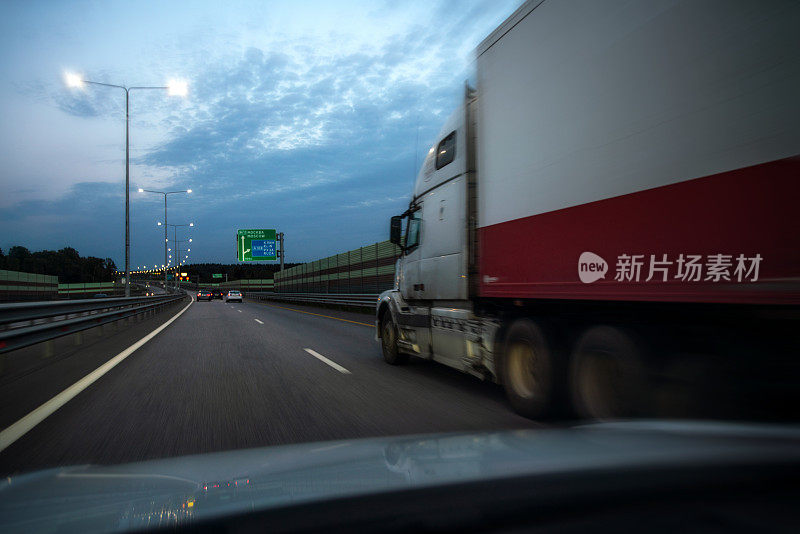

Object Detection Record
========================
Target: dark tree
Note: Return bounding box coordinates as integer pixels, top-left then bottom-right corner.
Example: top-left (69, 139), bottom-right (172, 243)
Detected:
top-left (1, 246), bottom-right (121, 282)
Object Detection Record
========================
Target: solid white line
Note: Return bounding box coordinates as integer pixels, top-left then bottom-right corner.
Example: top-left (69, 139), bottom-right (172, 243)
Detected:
top-left (254, 319), bottom-right (264, 324)
top-left (303, 348), bottom-right (351, 374)
top-left (0, 298), bottom-right (194, 453)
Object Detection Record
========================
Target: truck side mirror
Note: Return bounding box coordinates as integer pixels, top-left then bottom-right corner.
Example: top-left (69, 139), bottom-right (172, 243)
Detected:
top-left (390, 216), bottom-right (403, 245)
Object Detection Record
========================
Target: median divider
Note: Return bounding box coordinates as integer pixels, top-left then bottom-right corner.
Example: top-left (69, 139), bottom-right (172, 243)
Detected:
top-left (0, 294), bottom-right (186, 355)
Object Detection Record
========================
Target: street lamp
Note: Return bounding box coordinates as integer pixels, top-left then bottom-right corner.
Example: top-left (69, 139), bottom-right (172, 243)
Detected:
top-left (139, 189), bottom-right (192, 289)
top-left (168, 223), bottom-right (194, 289)
top-left (66, 73), bottom-right (188, 296)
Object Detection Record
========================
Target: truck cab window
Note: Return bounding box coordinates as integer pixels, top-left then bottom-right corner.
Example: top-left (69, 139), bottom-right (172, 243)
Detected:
top-left (405, 211), bottom-right (422, 250)
top-left (435, 131), bottom-right (456, 169)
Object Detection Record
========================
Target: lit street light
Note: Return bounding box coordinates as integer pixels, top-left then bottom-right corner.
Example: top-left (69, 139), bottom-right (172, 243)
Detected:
top-left (139, 189), bottom-right (192, 289)
top-left (167, 222), bottom-right (194, 289)
top-left (66, 73), bottom-right (187, 296)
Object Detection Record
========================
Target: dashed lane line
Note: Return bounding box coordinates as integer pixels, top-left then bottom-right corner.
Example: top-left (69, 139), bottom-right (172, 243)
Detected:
top-left (303, 348), bottom-right (351, 374)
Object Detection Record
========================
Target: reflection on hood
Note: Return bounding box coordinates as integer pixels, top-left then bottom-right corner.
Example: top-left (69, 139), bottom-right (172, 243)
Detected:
top-left (1, 421), bottom-right (799, 532)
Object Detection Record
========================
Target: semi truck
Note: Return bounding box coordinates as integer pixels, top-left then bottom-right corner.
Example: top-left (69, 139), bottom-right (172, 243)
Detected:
top-left (376, 0), bottom-right (800, 419)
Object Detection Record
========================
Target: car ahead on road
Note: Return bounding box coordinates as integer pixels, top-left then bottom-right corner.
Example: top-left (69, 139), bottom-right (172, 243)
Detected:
top-left (197, 290), bottom-right (213, 301)
top-left (225, 290), bottom-right (243, 303)
top-left (211, 289), bottom-right (224, 300)
top-left (92, 293), bottom-right (108, 299)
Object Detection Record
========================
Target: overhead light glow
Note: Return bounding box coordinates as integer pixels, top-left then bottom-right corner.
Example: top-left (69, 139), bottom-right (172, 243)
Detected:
top-left (167, 79), bottom-right (188, 97)
top-left (65, 72), bottom-right (84, 88)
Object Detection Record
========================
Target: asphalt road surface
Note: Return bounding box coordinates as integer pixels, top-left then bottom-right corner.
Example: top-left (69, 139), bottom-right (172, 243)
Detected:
top-left (0, 296), bottom-right (536, 475)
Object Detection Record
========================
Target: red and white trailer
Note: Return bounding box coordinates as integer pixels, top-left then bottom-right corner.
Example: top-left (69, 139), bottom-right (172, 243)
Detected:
top-left (378, 0), bottom-right (800, 419)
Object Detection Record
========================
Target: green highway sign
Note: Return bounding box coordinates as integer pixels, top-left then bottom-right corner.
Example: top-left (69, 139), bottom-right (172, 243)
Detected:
top-left (237, 229), bottom-right (277, 261)
top-left (212, 273), bottom-right (223, 279)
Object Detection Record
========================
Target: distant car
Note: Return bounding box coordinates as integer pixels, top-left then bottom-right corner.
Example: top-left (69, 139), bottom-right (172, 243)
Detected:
top-left (93, 293), bottom-right (108, 299)
top-left (226, 290), bottom-right (243, 303)
top-left (197, 290), bottom-right (213, 301)
top-left (211, 289), bottom-right (224, 300)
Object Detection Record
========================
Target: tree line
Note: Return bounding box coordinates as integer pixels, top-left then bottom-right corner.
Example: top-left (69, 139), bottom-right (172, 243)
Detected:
top-left (0, 246), bottom-right (117, 283)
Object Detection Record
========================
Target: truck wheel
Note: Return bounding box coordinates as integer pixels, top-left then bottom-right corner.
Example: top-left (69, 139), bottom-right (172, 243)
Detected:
top-left (381, 315), bottom-right (408, 365)
top-left (570, 326), bottom-right (646, 420)
top-left (501, 320), bottom-right (556, 419)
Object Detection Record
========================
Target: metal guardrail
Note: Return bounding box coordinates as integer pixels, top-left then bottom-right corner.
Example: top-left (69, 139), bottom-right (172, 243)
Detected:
top-left (0, 294), bottom-right (185, 354)
top-left (245, 292), bottom-right (379, 309)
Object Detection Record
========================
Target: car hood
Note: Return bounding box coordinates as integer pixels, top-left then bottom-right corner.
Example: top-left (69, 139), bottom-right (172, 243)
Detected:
top-left (1, 421), bottom-right (798, 532)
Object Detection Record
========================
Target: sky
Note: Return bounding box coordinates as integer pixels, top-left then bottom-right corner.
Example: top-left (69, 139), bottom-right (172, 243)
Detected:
top-left (0, 0), bottom-right (521, 268)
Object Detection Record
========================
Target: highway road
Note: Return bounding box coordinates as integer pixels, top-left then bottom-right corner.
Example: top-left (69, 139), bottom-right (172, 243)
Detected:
top-left (0, 296), bottom-right (536, 475)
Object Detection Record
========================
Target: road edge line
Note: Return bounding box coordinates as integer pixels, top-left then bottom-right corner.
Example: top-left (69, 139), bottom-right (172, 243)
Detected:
top-left (0, 297), bottom-right (194, 453)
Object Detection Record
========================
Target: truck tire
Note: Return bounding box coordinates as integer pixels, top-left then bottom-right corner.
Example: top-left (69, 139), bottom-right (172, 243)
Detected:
top-left (570, 326), bottom-right (647, 420)
top-left (501, 319), bottom-right (557, 419)
top-left (381, 314), bottom-right (408, 365)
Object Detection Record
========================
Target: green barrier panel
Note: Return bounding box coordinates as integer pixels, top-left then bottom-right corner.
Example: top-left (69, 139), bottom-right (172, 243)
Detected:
top-left (274, 240), bottom-right (400, 294)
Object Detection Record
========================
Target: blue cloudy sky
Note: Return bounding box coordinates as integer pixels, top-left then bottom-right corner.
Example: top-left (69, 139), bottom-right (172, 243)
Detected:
top-left (0, 0), bottom-right (520, 267)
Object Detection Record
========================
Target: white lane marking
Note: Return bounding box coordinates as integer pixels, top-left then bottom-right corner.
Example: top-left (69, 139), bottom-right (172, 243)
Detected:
top-left (0, 298), bottom-right (194, 453)
top-left (303, 348), bottom-right (351, 374)
top-left (237, 309), bottom-right (242, 313)
top-left (254, 319), bottom-right (264, 324)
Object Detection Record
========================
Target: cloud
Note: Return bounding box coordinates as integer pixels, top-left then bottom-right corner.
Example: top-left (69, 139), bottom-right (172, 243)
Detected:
top-left (0, 181), bottom-right (124, 255)
top-left (141, 30), bottom-right (465, 193)
top-left (2, 0), bottom-right (522, 264)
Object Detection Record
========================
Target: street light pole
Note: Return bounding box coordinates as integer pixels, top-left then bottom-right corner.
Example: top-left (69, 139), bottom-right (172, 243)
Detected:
top-left (174, 226), bottom-right (181, 290)
top-left (173, 237), bottom-right (193, 289)
top-left (139, 189), bottom-right (192, 292)
top-left (163, 194), bottom-right (168, 289)
top-left (278, 232), bottom-right (285, 272)
top-left (65, 75), bottom-right (187, 297)
top-left (125, 88), bottom-right (130, 296)
top-left (163, 222), bottom-right (193, 290)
